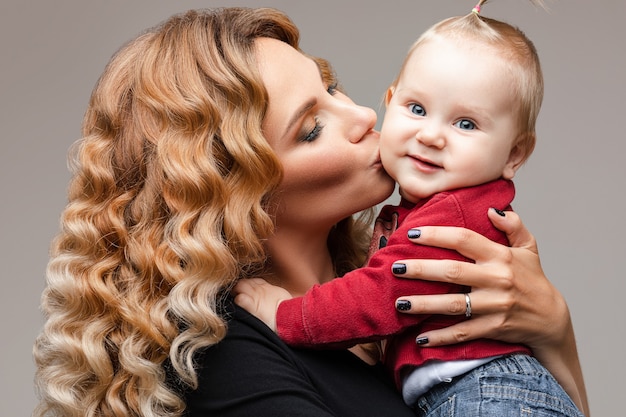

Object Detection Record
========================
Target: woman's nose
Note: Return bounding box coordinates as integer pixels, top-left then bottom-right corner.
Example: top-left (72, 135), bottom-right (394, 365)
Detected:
top-left (345, 103), bottom-right (377, 143)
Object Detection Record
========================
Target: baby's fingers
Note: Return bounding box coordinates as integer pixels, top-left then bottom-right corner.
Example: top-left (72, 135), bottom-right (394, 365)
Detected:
top-left (232, 278), bottom-right (266, 314)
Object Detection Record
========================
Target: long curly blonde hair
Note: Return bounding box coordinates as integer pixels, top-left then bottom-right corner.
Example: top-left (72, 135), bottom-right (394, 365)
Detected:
top-left (33, 8), bottom-right (372, 417)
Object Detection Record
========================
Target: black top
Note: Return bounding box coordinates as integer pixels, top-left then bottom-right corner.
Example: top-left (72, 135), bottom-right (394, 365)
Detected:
top-left (184, 300), bottom-right (414, 416)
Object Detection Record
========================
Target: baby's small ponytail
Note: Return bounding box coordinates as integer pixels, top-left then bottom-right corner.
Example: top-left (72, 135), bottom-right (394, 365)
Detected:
top-left (470, 0), bottom-right (546, 17)
top-left (471, 0), bottom-right (488, 15)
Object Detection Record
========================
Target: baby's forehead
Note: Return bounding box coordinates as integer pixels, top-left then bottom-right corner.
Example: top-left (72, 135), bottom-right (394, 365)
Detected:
top-left (410, 34), bottom-right (501, 58)
top-left (401, 35), bottom-right (507, 76)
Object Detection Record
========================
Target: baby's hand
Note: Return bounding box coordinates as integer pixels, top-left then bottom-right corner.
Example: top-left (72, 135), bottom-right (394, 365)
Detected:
top-left (232, 278), bottom-right (292, 332)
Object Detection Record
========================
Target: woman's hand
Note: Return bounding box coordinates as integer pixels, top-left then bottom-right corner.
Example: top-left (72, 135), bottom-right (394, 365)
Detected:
top-left (391, 208), bottom-right (589, 415)
top-left (392, 208), bottom-right (567, 349)
top-left (232, 278), bottom-right (292, 332)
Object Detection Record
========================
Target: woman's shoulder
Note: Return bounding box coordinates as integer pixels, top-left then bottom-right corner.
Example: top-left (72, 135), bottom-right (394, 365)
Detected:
top-left (185, 299), bottom-right (336, 416)
top-left (184, 298), bottom-right (414, 417)
top-left (200, 298), bottom-right (303, 370)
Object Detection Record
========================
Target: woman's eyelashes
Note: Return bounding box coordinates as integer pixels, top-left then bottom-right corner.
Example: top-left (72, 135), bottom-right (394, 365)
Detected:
top-left (299, 117), bottom-right (324, 143)
top-left (298, 84), bottom-right (336, 143)
top-left (327, 82), bottom-right (338, 96)
top-left (296, 83), bottom-right (338, 143)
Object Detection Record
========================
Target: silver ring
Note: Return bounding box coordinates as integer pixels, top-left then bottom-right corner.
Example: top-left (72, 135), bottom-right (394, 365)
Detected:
top-left (464, 293), bottom-right (472, 318)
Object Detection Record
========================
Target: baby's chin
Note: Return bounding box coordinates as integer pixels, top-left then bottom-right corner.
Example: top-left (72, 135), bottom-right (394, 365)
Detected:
top-left (398, 188), bottom-right (434, 204)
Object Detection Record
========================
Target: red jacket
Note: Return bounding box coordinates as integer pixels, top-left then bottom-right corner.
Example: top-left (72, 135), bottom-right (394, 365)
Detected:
top-left (277, 179), bottom-right (531, 388)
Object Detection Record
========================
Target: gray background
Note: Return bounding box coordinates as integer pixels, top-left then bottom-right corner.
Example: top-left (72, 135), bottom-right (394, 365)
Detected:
top-left (1, 0), bottom-right (624, 415)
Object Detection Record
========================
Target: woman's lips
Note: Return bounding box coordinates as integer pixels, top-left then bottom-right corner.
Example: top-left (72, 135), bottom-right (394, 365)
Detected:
top-left (371, 149), bottom-right (384, 168)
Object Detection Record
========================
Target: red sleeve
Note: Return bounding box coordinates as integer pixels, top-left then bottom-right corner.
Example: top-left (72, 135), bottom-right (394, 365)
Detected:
top-left (277, 180), bottom-right (514, 349)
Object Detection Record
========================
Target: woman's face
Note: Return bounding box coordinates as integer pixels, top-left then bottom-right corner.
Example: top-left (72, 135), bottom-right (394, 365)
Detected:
top-left (256, 38), bottom-right (394, 230)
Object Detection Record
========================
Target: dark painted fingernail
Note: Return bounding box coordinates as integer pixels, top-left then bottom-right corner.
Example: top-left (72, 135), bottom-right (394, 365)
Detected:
top-left (492, 208), bottom-right (506, 217)
top-left (415, 336), bottom-right (429, 345)
top-left (392, 263), bottom-right (407, 274)
top-left (396, 300), bottom-right (411, 311)
top-left (408, 229), bottom-right (421, 239)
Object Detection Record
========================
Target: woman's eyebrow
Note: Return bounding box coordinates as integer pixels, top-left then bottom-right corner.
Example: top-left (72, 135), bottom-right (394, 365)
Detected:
top-left (285, 98), bottom-right (316, 136)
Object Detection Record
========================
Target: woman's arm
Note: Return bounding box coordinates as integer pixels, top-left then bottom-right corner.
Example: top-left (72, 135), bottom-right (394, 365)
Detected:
top-left (391, 209), bottom-right (589, 416)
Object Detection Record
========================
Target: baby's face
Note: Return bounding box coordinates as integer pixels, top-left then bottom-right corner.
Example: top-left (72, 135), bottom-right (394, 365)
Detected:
top-left (379, 37), bottom-right (522, 203)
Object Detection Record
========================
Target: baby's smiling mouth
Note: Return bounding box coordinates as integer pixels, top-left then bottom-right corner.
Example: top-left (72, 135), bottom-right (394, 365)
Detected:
top-left (410, 154), bottom-right (442, 170)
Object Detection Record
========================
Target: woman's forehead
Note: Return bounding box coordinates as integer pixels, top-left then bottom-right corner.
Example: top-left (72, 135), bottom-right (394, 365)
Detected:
top-left (255, 38), bottom-right (323, 140)
top-left (255, 38), bottom-right (321, 85)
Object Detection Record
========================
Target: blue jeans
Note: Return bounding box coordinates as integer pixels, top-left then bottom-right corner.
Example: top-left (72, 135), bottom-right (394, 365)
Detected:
top-left (414, 354), bottom-right (583, 417)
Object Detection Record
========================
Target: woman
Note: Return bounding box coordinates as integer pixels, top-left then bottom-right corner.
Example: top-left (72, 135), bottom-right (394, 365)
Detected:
top-left (33, 7), bottom-right (588, 417)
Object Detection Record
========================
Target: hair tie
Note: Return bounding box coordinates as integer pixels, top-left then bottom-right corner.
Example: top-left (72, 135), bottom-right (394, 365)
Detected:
top-left (471, 3), bottom-right (481, 14)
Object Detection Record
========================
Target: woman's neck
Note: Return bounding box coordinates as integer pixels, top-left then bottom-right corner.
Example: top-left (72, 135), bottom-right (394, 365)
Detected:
top-left (265, 223), bottom-right (379, 365)
top-left (265, 226), bottom-right (336, 297)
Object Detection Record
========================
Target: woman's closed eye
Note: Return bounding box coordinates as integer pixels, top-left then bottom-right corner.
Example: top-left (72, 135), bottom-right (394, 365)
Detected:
top-left (298, 84), bottom-right (336, 143)
top-left (299, 117), bottom-right (324, 143)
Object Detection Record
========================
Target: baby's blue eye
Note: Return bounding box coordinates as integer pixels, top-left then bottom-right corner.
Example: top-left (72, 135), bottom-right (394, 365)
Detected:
top-left (408, 103), bottom-right (426, 116)
top-left (327, 82), bottom-right (338, 95)
top-left (455, 119), bottom-right (475, 130)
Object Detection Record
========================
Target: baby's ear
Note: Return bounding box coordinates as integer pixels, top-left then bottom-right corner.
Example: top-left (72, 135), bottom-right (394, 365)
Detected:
top-left (385, 86), bottom-right (396, 106)
top-left (502, 140), bottom-right (527, 180)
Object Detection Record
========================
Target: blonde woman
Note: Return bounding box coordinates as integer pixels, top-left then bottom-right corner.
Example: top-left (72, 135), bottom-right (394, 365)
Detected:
top-left (34, 7), bottom-right (587, 417)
